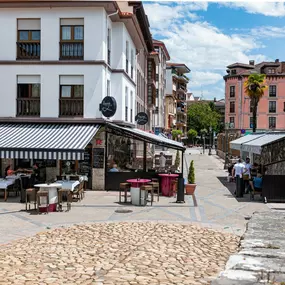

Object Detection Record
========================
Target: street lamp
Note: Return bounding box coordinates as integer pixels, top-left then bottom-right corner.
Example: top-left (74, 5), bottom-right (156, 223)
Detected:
top-left (208, 126), bottom-right (212, 155)
top-left (224, 122), bottom-right (230, 169)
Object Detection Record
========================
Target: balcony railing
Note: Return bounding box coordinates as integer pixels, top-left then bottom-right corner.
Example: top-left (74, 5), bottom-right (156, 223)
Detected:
top-left (59, 98), bottom-right (83, 116)
top-left (17, 98), bottom-right (40, 116)
top-left (17, 42), bottom-right (40, 59)
top-left (60, 42), bottom-right (84, 60)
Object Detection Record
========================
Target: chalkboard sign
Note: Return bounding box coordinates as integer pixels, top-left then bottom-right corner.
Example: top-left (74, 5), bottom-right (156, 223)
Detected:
top-left (93, 148), bottom-right (104, 168)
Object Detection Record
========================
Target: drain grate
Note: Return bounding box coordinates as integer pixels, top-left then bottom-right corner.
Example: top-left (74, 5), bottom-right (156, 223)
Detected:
top-left (115, 209), bottom-right (133, 214)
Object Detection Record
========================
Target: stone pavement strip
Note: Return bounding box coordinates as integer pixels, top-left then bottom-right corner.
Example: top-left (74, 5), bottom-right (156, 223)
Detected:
top-left (0, 222), bottom-right (239, 285)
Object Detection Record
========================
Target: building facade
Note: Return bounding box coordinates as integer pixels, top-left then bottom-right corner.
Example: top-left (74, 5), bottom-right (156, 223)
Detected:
top-left (165, 63), bottom-right (190, 137)
top-left (152, 39), bottom-right (170, 134)
top-left (224, 59), bottom-right (285, 132)
top-left (0, 0), bottom-right (154, 190)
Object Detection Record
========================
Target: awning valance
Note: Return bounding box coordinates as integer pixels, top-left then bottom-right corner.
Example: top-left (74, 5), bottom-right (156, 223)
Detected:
top-left (106, 123), bottom-right (185, 151)
top-left (242, 133), bottom-right (285, 154)
top-left (230, 133), bottom-right (266, 150)
top-left (0, 123), bottom-right (100, 160)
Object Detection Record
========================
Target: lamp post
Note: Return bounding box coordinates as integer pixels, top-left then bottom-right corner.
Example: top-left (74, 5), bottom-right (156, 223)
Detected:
top-left (224, 122), bottom-right (230, 169)
top-left (208, 126), bottom-right (212, 155)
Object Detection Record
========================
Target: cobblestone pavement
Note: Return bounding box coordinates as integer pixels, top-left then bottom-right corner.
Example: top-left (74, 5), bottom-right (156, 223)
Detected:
top-left (0, 222), bottom-right (239, 285)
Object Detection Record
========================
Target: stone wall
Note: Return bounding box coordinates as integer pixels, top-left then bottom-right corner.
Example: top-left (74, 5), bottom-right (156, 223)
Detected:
top-left (216, 132), bottom-right (241, 160)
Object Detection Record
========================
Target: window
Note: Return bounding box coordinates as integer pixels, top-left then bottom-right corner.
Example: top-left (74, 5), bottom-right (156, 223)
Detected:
top-left (269, 101), bottom-right (276, 113)
top-left (269, 85), bottom-right (277, 97)
top-left (269, 117), bottom-right (276, 128)
top-left (156, 74), bottom-right (159, 82)
top-left (59, 75), bottom-right (84, 116)
top-left (156, 89), bottom-right (159, 97)
top-left (126, 41), bottom-right (129, 73)
top-left (268, 69), bottom-right (275, 74)
top-left (130, 91), bottom-right (133, 123)
top-left (230, 101), bottom-right (235, 113)
top-left (131, 49), bottom-right (134, 79)
top-left (107, 28), bottom-right (111, 65)
top-left (125, 87), bottom-right (128, 121)
top-left (230, 86), bottom-right (235, 97)
top-left (17, 19), bottom-right (41, 59)
top-left (17, 75), bottom-right (41, 116)
top-left (107, 80), bottom-right (110, 96)
top-left (250, 117), bottom-right (253, 128)
top-left (231, 69), bottom-right (236, 75)
top-left (229, 117), bottom-right (235, 128)
top-left (60, 19), bottom-right (84, 59)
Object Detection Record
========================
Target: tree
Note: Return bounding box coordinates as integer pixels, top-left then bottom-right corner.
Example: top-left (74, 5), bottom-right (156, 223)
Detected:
top-left (174, 150), bottom-right (180, 169)
top-left (244, 74), bottom-right (267, 132)
top-left (187, 129), bottom-right (198, 144)
top-left (171, 129), bottom-right (183, 141)
top-left (188, 160), bottom-right (195, 184)
top-left (187, 102), bottom-right (220, 134)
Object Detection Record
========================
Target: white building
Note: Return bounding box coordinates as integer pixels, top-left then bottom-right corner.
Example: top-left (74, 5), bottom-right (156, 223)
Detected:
top-left (153, 39), bottom-right (170, 134)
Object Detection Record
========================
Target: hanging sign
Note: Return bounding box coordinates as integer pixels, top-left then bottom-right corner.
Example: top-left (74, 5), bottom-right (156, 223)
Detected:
top-left (135, 112), bottom-right (148, 125)
top-left (100, 96), bottom-right (117, 118)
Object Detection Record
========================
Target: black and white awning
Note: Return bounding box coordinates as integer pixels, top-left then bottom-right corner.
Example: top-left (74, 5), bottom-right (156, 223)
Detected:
top-left (0, 123), bottom-right (100, 160)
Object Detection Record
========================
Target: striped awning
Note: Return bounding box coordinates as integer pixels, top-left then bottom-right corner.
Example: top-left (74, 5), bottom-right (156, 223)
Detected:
top-left (0, 123), bottom-right (101, 160)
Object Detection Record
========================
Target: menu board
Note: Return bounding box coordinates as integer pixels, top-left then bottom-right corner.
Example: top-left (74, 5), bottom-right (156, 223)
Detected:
top-left (93, 148), bottom-right (105, 169)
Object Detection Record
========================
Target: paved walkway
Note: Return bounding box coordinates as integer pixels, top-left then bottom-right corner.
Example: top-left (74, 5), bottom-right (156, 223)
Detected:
top-left (0, 151), bottom-right (270, 244)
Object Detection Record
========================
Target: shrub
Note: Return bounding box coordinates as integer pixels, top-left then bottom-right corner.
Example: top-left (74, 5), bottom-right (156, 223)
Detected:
top-left (174, 150), bottom-right (180, 168)
top-left (188, 160), bottom-right (195, 184)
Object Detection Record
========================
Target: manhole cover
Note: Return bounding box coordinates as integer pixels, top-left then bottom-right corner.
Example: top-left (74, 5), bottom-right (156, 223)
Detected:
top-left (115, 209), bottom-right (133, 214)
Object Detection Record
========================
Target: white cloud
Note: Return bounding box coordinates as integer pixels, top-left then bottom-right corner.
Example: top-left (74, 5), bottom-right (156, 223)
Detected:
top-left (144, 2), bottom-right (272, 99)
top-left (222, 2), bottom-right (285, 17)
top-left (251, 26), bottom-right (285, 38)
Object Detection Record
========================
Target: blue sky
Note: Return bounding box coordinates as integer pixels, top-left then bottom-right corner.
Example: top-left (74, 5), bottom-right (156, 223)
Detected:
top-left (144, 1), bottom-right (285, 99)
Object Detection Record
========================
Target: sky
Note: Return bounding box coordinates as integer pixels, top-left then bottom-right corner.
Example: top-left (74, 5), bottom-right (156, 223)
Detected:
top-left (143, 1), bottom-right (285, 100)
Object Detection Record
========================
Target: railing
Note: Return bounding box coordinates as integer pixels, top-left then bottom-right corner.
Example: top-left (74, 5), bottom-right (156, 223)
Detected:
top-left (17, 98), bottom-right (40, 116)
top-left (59, 98), bottom-right (83, 116)
top-left (17, 42), bottom-right (40, 59)
top-left (60, 42), bottom-right (84, 60)
top-left (108, 49), bottom-right (111, 65)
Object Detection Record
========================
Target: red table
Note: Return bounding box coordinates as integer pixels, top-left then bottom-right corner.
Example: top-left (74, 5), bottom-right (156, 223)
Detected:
top-left (126, 179), bottom-right (151, 206)
top-left (158, 174), bottom-right (179, 197)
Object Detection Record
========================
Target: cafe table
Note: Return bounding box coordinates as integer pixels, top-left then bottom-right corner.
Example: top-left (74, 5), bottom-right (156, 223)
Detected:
top-left (158, 174), bottom-right (179, 197)
top-left (34, 183), bottom-right (62, 212)
top-left (126, 179), bottom-right (151, 206)
top-left (0, 179), bottom-right (15, 201)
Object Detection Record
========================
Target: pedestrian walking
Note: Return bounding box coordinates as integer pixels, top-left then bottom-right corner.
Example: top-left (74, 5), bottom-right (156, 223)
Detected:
top-left (243, 157), bottom-right (252, 194)
top-left (232, 159), bottom-right (245, 197)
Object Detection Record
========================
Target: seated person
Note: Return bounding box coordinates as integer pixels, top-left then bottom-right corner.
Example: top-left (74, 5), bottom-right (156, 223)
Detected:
top-left (109, 164), bottom-right (119, 172)
top-left (249, 172), bottom-right (263, 197)
top-left (5, 165), bottom-right (15, 176)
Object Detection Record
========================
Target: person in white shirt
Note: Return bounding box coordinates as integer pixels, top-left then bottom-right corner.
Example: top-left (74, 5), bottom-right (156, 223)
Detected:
top-left (159, 152), bottom-right (166, 170)
top-left (243, 157), bottom-right (252, 194)
top-left (232, 159), bottom-right (245, 197)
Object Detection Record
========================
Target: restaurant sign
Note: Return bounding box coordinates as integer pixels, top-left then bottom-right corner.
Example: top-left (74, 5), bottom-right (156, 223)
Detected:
top-left (100, 96), bottom-right (117, 118)
top-left (135, 112), bottom-right (148, 125)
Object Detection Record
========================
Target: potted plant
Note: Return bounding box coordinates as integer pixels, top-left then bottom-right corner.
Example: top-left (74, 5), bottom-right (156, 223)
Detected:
top-left (185, 160), bottom-right (196, 195)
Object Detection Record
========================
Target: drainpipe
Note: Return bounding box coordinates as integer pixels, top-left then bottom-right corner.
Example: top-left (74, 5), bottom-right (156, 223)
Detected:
top-left (238, 76), bottom-right (242, 130)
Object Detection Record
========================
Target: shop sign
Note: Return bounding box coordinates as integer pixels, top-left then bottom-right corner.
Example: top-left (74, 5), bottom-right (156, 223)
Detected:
top-left (100, 96), bottom-right (117, 118)
top-left (135, 112), bottom-right (148, 125)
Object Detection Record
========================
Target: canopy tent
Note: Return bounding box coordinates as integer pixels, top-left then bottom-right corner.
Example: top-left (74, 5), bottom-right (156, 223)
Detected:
top-left (0, 123), bottom-right (100, 160)
top-left (242, 133), bottom-right (285, 155)
top-left (106, 123), bottom-right (185, 151)
top-left (230, 133), bottom-right (266, 151)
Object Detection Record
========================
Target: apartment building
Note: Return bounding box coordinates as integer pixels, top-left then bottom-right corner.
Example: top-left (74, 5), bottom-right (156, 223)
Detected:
top-left (153, 39), bottom-right (170, 134)
top-left (165, 63), bottom-right (190, 137)
top-left (224, 59), bottom-right (285, 131)
top-left (0, 0), bottom-right (154, 189)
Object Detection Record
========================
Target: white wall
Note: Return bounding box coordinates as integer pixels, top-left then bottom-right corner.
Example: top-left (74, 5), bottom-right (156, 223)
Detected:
top-left (166, 69), bottom-right (173, 95)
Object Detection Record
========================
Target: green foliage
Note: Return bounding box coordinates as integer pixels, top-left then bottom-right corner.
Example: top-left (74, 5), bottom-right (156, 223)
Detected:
top-left (187, 129), bottom-right (198, 144)
top-left (188, 160), bottom-right (195, 184)
top-left (187, 102), bottom-right (220, 134)
top-left (174, 150), bottom-right (180, 168)
top-left (172, 129), bottom-right (183, 139)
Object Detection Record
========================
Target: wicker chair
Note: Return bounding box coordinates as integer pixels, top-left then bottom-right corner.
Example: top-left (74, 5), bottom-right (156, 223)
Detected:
top-left (37, 190), bottom-right (49, 214)
top-left (58, 188), bottom-right (72, 211)
top-left (119, 183), bottom-right (131, 203)
top-left (140, 185), bottom-right (154, 206)
top-left (25, 188), bottom-right (38, 211)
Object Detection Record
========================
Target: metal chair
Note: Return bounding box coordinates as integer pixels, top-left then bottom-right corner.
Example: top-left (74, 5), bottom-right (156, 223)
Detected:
top-left (58, 188), bottom-right (72, 211)
top-left (25, 188), bottom-right (37, 211)
top-left (119, 183), bottom-right (131, 203)
top-left (37, 190), bottom-right (49, 214)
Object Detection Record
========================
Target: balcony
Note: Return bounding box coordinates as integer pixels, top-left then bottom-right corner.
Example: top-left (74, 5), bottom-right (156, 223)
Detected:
top-left (17, 98), bottom-right (40, 116)
top-left (59, 98), bottom-right (83, 116)
top-left (177, 107), bottom-right (186, 113)
top-left (60, 42), bottom-right (84, 60)
top-left (17, 42), bottom-right (40, 59)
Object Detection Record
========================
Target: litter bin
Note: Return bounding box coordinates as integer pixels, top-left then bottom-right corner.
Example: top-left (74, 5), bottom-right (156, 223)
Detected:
top-left (176, 177), bottom-right (185, 203)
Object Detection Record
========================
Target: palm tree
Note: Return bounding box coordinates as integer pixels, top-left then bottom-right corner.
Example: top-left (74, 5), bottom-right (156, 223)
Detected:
top-left (244, 73), bottom-right (267, 132)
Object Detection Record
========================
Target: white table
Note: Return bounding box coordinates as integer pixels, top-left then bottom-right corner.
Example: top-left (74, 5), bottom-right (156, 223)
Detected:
top-left (56, 180), bottom-right (80, 192)
top-left (34, 183), bottom-right (62, 212)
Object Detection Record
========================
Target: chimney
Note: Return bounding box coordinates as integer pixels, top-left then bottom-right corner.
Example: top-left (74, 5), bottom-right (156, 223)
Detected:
top-left (249, 60), bottom-right (255, 66)
top-left (275, 59), bottom-right (279, 63)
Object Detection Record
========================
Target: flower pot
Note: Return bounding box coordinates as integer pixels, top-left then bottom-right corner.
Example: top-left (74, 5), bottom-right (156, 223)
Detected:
top-left (185, 183), bottom-right (196, 195)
